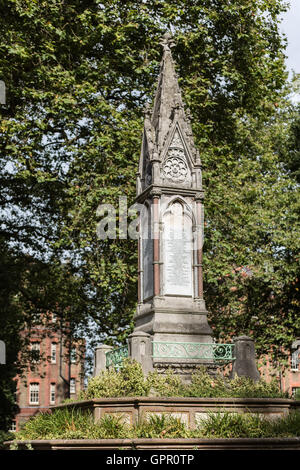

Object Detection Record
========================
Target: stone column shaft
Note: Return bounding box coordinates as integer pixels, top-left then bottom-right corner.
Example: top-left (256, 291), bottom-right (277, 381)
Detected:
top-left (153, 196), bottom-right (160, 296)
top-left (196, 201), bottom-right (204, 299)
top-left (138, 236), bottom-right (141, 302)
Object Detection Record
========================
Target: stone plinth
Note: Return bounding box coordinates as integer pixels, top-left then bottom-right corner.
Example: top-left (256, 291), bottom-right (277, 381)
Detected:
top-left (54, 397), bottom-right (300, 428)
top-left (7, 437), bottom-right (300, 450)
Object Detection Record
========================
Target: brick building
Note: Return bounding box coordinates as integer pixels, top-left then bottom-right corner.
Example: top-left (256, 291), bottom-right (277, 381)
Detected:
top-left (258, 339), bottom-right (300, 398)
top-left (11, 316), bottom-right (85, 432)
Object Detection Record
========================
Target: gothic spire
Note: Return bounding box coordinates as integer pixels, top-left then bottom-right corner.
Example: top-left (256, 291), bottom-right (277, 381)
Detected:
top-left (137, 33), bottom-right (202, 196)
top-left (150, 33), bottom-right (196, 161)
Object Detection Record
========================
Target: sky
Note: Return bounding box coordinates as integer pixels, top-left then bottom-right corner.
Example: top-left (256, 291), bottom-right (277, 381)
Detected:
top-left (280, 0), bottom-right (300, 75)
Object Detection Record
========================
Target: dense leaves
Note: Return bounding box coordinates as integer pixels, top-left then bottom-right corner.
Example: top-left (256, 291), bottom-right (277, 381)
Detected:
top-left (0, 0), bottom-right (299, 428)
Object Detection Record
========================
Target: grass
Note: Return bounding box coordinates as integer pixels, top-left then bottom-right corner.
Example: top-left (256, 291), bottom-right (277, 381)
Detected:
top-left (10, 408), bottom-right (300, 444)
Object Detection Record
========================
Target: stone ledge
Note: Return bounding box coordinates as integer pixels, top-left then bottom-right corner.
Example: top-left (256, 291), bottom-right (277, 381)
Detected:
top-left (54, 396), bottom-right (300, 406)
top-left (52, 397), bottom-right (300, 429)
top-left (5, 437), bottom-right (300, 450)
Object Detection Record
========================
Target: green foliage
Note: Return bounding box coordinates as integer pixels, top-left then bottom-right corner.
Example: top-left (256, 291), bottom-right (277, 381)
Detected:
top-left (147, 369), bottom-right (185, 397)
top-left (95, 414), bottom-right (130, 439)
top-left (224, 374), bottom-right (287, 398)
top-left (85, 359), bottom-right (150, 398)
top-left (0, 430), bottom-right (14, 449)
top-left (187, 368), bottom-right (231, 398)
top-left (0, 0), bottom-right (299, 420)
top-left (197, 410), bottom-right (300, 438)
top-left (0, 0), bottom-right (298, 360)
top-left (135, 414), bottom-right (189, 438)
top-left (12, 407), bottom-right (300, 441)
top-left (198, 411), bottom-right (271, 438)
top-left (82, 361), bottom-right (286, 399)
top-left (279, 102), bottom-right (300, 183)
top-left (15, 409), bottom-right (97, 440)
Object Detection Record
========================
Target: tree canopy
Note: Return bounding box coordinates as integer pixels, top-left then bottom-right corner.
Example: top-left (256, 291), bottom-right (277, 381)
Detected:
top-left (0, 0), bottom-right (299, 427)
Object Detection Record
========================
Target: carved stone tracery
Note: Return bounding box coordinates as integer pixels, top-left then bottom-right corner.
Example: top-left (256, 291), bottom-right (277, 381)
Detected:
top-left (163, 151), bottom-right (188, 182)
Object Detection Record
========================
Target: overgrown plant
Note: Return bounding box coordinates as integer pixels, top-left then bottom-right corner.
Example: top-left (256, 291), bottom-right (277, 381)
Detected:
top-left (85, 359), bottom-right (151, 398)
top-left (135, 414), bottom-right (189, 439)
top-left (197, 411), bottom-right (300, 438)
top-left (11, 408), bottom-right (300, 442)
top-left (82, 361), bottom-right (288, 399)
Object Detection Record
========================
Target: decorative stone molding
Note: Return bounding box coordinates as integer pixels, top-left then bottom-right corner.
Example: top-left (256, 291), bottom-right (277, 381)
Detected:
top-left (163, 153), bottom-right (188, 182)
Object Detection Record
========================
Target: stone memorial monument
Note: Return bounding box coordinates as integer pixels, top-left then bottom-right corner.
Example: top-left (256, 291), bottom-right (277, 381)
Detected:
top-left (130, 33), bottom-right (214, 375)
top-left (95, 34), bottom-right (260, 382)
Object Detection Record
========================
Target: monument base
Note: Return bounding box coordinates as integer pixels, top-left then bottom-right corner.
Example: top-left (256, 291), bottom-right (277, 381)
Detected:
top-left (134, 296), bottom-right (213, 340)
top-left (153, 361), bottom-right (219, 383)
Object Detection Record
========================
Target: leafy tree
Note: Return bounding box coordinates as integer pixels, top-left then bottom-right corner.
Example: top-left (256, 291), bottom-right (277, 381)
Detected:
top-left (0, 1), bottom-right (298, 422)
top-left (279, 101), bottom-right (300, 183)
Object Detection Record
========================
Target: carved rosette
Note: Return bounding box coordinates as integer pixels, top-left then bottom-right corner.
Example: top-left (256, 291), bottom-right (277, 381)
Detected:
top-left (163, 149), bottom-right (188, 182)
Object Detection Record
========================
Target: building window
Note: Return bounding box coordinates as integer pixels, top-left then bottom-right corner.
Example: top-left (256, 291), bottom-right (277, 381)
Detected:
top-left (9, 420), bottom-right (16, 432)
top-left (70, 378), bottom-right (76, 394)
top-left (291, 350), bottom-right (300, 371)
top-left (51, 343), bottom-right (57, 364)
top-left (29, 383), bottom-right (39, 404)
top-left (71, 347), bottom-right (77, 364)
top-left (50, 383), bottom-right (56, 405)
top-left (31, 342), bottom-right (40, 363)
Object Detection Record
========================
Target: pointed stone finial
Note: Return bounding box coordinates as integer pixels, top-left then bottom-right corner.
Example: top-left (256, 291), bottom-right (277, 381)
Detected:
top-left (159, 32), bottom-right (175, 52)
top-left (143, 102), bottom-right (151, 117)
top-left (0, 80), bottom-right (6, 105)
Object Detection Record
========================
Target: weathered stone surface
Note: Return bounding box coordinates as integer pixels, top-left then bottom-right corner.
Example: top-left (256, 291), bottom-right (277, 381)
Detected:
top-left (128, 331), bottom-right (153, 375)
top-left (0, 340), bottom-right (5, 364)
top-left (0, 80), bottom-right (5, 104)
top-left (6, 437), bottom-right (300, 450)
top-left (230, 336), bottom-right (260, 382)
top-left (93, 345), bottom-right (113, 376)
top-left (133, 34), bottom-right (213, 370)
top-left (54, 396), bottom-right (300, 428)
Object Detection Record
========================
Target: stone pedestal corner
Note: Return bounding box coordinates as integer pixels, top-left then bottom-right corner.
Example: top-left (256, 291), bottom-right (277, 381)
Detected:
top-left (231, 336), bottom-right (260, 382)
top-left (93, 345), bottom-right (114, 376)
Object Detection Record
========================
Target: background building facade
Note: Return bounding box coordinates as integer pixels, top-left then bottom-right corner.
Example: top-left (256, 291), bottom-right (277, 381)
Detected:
top-left (12, 320), bottom-right (85, 432)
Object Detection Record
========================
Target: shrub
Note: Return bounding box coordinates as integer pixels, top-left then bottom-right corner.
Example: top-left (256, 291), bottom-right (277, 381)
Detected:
top-left (85, 359), bottom-right (150, 399)
top-left (227, 375), bottom-right (286, 398)
top-left (270, 411), bottom-right (300, 437)
top-left (197, 411), bottom-right (300, 438)
top-left (93, 414), bottom-right (130, 439)
top-left (12, 409), bottom-right (300, 441)
top-left (78, 360), bottom-right (286, 400)
top-left (147, 369), bottom-right (185, 397)
top-left (187, 367), bottom-right (230, 398)
top-left (0, 430), bottom-right (14, 449)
